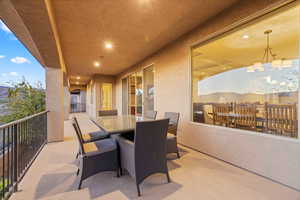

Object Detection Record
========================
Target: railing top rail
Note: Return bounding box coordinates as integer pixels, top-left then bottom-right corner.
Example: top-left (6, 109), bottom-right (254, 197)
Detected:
top-left (0, 110), bottom-right (49, 129)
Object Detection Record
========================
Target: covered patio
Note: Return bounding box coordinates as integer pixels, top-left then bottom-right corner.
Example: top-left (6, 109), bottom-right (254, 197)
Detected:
top-left (10, 113), bottom-right (300, 200)
top-left (1, 0), bottom-right (300, 199)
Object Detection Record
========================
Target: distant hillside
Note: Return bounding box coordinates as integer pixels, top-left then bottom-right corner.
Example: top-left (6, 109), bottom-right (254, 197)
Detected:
top-left (196, 91), bottom-right (298, 104)
top-left (0, 86), bottom-right (9, 100)
top-left (0, 86), bottom-right (10, 120)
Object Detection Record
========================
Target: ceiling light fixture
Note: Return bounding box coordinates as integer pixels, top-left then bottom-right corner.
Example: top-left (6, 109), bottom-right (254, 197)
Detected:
top-left (105, 42), bottom-right (113, 49)
top-left (76, 81), bottom-right (79, 85)
top-left (94, 61), bottom-right (100, 67)
top-left (242, 34), bottom-right (249, 39)
top-left (247, 30), bottom-right (292, 73)
top-left (76, 76), bottom-right (80, 80)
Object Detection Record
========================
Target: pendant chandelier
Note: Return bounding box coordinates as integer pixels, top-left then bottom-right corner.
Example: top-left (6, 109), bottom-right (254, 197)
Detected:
top-left (247, 30), bottom-right (292, 72)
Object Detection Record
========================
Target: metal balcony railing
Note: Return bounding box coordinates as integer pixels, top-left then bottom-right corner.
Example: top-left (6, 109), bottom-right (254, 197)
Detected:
top-left (0, 111), bottom-right (48, 199)
top-left (70, 103), bottom-right (86, 113)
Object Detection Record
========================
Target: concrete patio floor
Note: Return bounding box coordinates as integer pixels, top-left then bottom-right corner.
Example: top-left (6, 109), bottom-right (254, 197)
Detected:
top-left (10, 113), bottom-right (300, 200)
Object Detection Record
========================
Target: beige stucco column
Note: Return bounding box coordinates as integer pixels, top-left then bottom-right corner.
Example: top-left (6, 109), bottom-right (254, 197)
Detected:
top-left (46, 68), bottom-right (64, 142)
top-left (64, 87), bottom-right (71, 120)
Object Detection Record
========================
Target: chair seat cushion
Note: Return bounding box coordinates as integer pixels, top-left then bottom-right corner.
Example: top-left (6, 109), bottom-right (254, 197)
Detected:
top-left (84, 138), bottom-right (117, 156)
top-left (82, 130), bottom-right (109, 142)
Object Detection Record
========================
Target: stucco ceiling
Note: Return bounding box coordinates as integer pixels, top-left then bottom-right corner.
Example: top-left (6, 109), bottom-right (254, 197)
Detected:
top-left (1, 0), bottom-right (239, 85)
top-left (50, 0), bottom-right (239, 84)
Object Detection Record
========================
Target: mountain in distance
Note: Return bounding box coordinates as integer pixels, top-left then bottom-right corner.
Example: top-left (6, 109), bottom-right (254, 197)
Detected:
top-left (0, 86), bottom-right (10, 123)
top-left (0, 86), bottom-right (9, 100)
top-left (196, 91), bottom-right (298, 104)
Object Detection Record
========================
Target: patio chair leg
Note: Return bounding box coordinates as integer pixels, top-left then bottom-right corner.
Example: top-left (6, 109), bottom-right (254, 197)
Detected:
top-left (78, 179), bottom-right (83, 190)
top-left (166, 171), bottom-right (171, 183)
top-left (176, 151), bottom-right (180, 158)
top-left (76, 152), bottom-right (79, 159)
top-left (120, 168), bottom-right (123, 176)
top-left (136, 184), bottom-right (141, 197)
top-left (78, 165), bottom-right (83, 189)
top-left (116, 168), bottom-right (120, 178)
top-left (76, 168), bottom-right (80, 176)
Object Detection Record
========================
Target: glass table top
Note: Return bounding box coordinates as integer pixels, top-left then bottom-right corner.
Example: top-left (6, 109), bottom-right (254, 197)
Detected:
top-left (92, 115), bottom-right (153, 134)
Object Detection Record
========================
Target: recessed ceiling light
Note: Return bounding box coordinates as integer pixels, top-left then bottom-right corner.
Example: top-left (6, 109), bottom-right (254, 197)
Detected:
top-left (242, 35), bottom-right (249, 39)
top-left (76, 81), bottom-right (79, 85)
top-left (105, 42), bottom-right (113, 49)
top-left (94, 61), bottom-right (100, 67)
top-left (76, 76), bottom-right (80, 80)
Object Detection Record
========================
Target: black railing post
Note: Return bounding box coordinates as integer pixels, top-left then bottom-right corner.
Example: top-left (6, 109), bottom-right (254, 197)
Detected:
top-left (13, 124), bottom-right (18, 192)
top-left (2, 127), bottom-right (6, 197)
top-left (45, 112), bottom-right (48, 143)
top-left (2, 128), bottom-right (5, 199)
top-left (0, 111), bottom-right (48, 198)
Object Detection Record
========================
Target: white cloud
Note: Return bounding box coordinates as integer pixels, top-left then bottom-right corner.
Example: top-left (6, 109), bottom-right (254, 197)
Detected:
top-left (0, 55), bottom-right (5, 59)
top-left (10, 56), bottom-right (30, 64)
top-left (1, 72), bottom-right (18, 77)
top-left (0, 82), bottom-right (11, 87)
top-left (9, 72), bottom-right (18, 76)
top-left (0, 21), bottom-right (11, 33)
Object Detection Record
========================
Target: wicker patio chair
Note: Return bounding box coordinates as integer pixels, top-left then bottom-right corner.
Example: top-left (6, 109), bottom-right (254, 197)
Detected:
top-left (116, 118), bottom-right (170, 196)
top-left (72, 122), bottom-right (119, 189)
top-left (73, 117), bottom-right (110, 159)
top-left (164, 112), bottom-right (180, 158)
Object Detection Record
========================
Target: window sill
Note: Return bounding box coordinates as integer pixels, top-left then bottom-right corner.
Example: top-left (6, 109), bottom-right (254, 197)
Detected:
top-left (188, 121), bottom-right (300, 143)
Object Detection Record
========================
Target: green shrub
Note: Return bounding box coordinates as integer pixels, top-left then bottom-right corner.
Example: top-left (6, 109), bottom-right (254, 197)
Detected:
top-left (0, 79), bottom-right (45, 124)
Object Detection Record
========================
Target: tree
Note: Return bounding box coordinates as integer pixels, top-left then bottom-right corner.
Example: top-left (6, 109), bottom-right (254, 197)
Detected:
top-left (0, 79), bottom-right (45, 123)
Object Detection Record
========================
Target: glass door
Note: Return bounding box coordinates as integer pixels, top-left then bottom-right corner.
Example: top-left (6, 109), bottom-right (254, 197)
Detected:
top-left (136, 71), bottom-right (143, 116)
top-left (128, 74), bottom-right (136, 115)
top-left (122, 78), bottom-right (128, 115)
top-left (143, 65), bottom-right (155, 114)
top-left (123, 66), bottom-right (154, 116)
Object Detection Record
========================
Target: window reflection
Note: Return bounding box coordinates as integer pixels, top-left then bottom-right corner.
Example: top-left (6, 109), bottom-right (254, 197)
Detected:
top-left (191, 5), bottom-right (299, 138)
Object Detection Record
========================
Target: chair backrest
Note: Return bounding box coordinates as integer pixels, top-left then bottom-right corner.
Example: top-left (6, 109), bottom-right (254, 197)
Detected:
top-left (164, 112), bottom-right (180, 135)
top-left (134, 118), bottom-right (169, 183)
top-left (212, 103), bottom-right (231, 127)
top-left (265, 103), bottom-right (297, 137)
top-left (73, 117), bottom-right (84, 141)
top-left (72, 122), bottom-right (85, 154)
top-left (234, 103), bottom-right (257, 130)
top-left (144, 110), bottom-right (157, 119)
top-left (99, 109), bottom-right (118, 117)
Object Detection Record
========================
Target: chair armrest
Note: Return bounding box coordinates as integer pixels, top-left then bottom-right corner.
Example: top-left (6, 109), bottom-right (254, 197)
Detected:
top-left (116, 135), bottom-right (134, 148)
top-left (115, 135), bottom-right (135, 177)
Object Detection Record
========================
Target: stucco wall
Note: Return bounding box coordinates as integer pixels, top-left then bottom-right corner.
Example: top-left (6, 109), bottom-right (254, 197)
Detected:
top-left (46, 68), bottom-right (64, 142)
top-left (63, 86), bottom-right (70, 120)
top-left (86, 80), bottom-right (97, 118)
top-left (115, 0), bottom-right (300, 190)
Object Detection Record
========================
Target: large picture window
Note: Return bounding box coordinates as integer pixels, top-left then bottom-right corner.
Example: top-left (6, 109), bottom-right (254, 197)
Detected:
top-left (191, 5), bottom-right (299, 138)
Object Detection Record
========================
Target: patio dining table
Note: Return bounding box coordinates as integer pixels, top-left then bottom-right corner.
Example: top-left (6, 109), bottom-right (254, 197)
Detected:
top-left (92, 115), bottom-right (153, 134)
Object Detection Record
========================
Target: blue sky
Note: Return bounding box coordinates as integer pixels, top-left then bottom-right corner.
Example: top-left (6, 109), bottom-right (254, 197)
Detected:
top-left (0, 20), bottom-right (45, 87)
